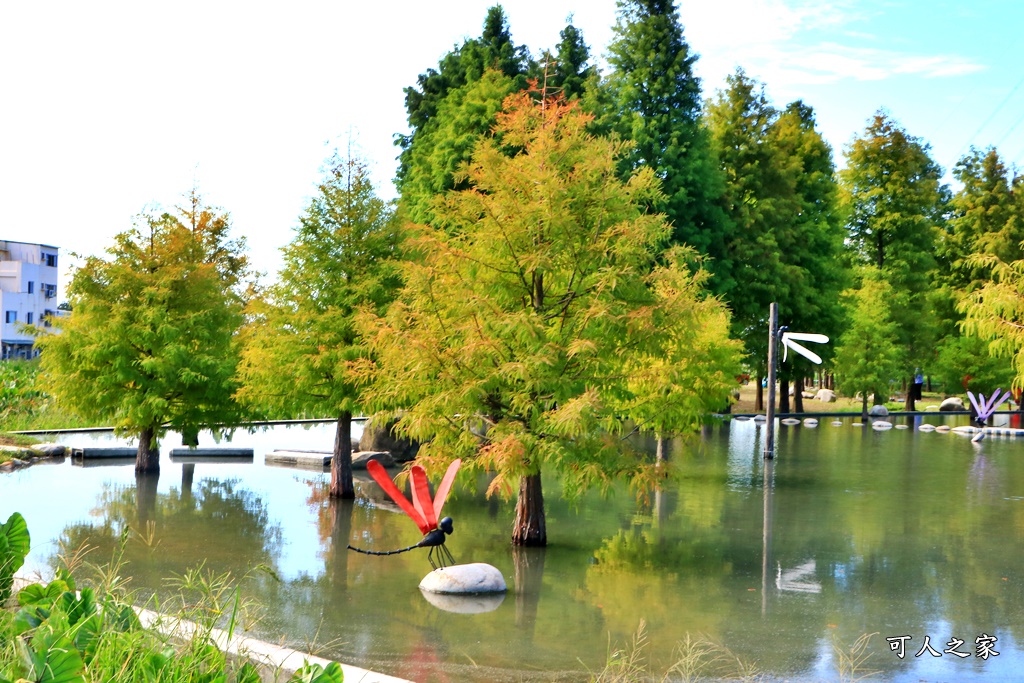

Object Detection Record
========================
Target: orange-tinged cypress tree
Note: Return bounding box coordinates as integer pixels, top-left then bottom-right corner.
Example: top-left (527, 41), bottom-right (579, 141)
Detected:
top-left (365, 92), bottom-right (739, 546)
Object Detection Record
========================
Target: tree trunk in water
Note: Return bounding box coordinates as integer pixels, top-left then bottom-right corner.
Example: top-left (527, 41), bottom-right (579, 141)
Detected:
top-left (656, 434), bottom-right (666, 466)
top-left (328, 499), bottom-right (354, 594)
top-left (181, 464), bottom-right (195, 505)
top-left (512, 473), bottom-right (546, 546)
top-left (779, 373), bottom-right (790, 414)
top-left (330, 411), bottom-right (355, 499)
top-left (135, 471), bottom-right (159, 529)
top-left (136, 427), bottom-right (160, 473)
top-left (794, 376), bottom-right (804, 413)
top-left (861, 394), bottom-right (869, 421)
top-left (513, 545), bottom-right (546, 631)
top-left (755, 375), bottom-right (764, 412)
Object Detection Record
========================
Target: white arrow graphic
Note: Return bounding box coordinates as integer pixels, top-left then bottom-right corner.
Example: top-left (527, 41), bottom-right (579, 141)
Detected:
top-left (781, 332), bottom-right (829, 365)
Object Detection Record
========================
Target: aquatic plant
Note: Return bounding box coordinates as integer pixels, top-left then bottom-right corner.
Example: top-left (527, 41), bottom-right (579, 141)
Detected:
top-left (0, 513), bottom-right (29, 604)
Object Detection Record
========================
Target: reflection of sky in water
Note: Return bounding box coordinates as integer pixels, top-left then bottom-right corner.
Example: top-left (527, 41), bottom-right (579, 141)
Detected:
top-left (4, 422), bottom-right (362, 580)
top-left (726, 419), bottom-right (762, 489)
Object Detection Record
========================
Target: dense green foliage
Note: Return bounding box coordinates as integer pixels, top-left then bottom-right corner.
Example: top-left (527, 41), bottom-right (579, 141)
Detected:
top-left (364, 93), bottom-right (740, 545)
top-left (833, 270), bottom-right (903, 417)
top-left (707, 72), bottom-right (843, 379)
top-left (602, 0), bottom-right (730, 288)
top-left (35, 192), bottom-right (250, 471)
top-left (237, 152), bottom-right (401, 498)
top-left (840, 113), bottom-right (948, 385)
top-left (396, 6), bottom-right (533, 223)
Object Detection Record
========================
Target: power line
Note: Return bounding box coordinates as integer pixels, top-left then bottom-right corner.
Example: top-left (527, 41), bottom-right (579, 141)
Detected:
top-left (955, 71), bottom-right (1024, 162)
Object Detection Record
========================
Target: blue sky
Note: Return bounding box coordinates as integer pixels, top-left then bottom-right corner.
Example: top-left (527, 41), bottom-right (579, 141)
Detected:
top-left (2, 1), bottom-right (1022, 289)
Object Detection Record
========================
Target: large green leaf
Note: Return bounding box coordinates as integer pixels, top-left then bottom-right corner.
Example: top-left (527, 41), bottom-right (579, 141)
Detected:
top-left (0, 512), bottom-right (30, 603)
top-left (0, 513), bottom-right (30, 564)
top-left (17, 631), bottom-right (86, 683)
top-left (290, 662), bottom-right (344, 683)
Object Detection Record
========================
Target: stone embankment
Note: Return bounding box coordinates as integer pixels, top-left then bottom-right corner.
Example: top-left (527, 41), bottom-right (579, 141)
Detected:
top-left (0, 443), bottom-right (66, 471)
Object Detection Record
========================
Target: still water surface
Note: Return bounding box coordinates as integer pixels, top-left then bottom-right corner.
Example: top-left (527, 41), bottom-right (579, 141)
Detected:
top-left (3, 417), bottom-right (1024, 682)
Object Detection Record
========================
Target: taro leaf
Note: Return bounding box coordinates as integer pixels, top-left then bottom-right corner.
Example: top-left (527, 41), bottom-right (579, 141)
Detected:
top-left (101, 598), bottom-right (141, 633)
top-left (12, 603), bottom-right (50, 635)
top-left (57, 587), bottom-right (96, 627)
top-left (0, 512), bottom-right (30, 603)
top-left (72, 613), bottom-right (103, 664)
top-left (33, 638), bottom-right (86, 683)
top-left (0, 513), bottom-right (30, 567)
top-left (17, 631), bottom-right (86, 683)
top-left (140, 649), bottom-right (173, 681)
top-left (290, 662), bottom-right (345, 683)
top-left (17, 581), bottom-right (68, 608)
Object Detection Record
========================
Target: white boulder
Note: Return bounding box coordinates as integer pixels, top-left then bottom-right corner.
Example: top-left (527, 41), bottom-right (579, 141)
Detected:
top-left (815, 389), bottom-right (836, 403)
top-left (419, 562), bottom-right (507, 595)
top-left (939, 397), bottom-right (965, 412)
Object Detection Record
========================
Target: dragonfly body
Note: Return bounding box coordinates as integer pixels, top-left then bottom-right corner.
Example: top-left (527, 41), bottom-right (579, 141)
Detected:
top-left (348, 460), bottom-right (461, 570)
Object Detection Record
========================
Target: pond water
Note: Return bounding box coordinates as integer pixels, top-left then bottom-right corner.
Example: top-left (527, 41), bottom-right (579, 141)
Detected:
top-left (3, 416), bottom-right (1024, 682)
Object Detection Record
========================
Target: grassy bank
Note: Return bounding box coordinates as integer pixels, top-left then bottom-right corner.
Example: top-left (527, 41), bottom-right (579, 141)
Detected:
top-left (730, 383), bottom-right (969, 415)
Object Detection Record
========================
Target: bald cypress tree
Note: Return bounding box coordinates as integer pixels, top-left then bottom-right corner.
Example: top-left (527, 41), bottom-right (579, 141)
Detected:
top-left (603, 0), bottom-right (731, 293)
top-left (396, 5), bottom-right (532, 223)
top-left (840, 112), bottom-right (948, 388)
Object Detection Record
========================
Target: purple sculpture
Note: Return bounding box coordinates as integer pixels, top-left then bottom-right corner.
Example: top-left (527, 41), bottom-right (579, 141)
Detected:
top-left (967, 389), bottom-right (1012, 442)
top-left (967, 389), bottom-right (1010, 423)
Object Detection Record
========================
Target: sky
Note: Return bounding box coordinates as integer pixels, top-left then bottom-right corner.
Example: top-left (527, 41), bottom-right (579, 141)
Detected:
top-left (3, 0), bottom-right (1023, 294)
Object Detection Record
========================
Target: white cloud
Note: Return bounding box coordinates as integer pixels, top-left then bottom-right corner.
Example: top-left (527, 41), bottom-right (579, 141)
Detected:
top-left (683, 0), bottom-right (985, 90)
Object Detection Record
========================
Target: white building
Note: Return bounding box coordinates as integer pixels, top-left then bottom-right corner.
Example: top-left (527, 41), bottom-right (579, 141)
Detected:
top-left (0, 241), bottom-right (61, 359)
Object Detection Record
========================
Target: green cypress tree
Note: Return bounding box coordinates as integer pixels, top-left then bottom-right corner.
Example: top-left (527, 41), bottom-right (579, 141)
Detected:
top-left (840, 112), bottom-right (948, 390)
top-left (603, 0), bottom-right (731, 290)
top-left (36, 192), bottom-right (250, 472)
top-left (396, 5), bottom-right (532, 223)
top-left (551, 21), bottom-right (595, 101)
top-left (237, 152), bottom-right (402, 499)
top-left (708, 71), bottom-right (844, 405)
top-left (942, 147), bottom-right (1024, 291)
top-left (365, 93), bottom-right (739, 546)
top-left (834, 270), bottom-right (903, 419)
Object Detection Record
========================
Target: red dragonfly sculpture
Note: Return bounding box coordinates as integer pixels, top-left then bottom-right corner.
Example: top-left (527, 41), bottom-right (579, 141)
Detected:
top-left (348, 458), bottom-right (462, 570)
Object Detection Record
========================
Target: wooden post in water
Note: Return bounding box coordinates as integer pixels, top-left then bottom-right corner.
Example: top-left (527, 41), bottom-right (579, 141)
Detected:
top-left (764, 303), bottom-right (778, 459)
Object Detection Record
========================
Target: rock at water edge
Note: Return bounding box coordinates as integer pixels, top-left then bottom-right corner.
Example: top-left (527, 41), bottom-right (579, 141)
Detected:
top-left (419, 563), bottom-right (507, 594)
top-left (939, 397), bottom-right (964, 412)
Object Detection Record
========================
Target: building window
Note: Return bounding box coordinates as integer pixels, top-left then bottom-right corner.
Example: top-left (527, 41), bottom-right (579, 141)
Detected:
top-left (27, 281), bottom-right (33, 294)
top-left (43, 309), bottom-right (54, 328)
top-left (44, 253), bottom-right (58, 268)
top-left (25, 312), bottom-right (33, 325)
top-left (4, 311), bottom-right (15, 324)
top-left (42, 284), bottom-right (56, 299)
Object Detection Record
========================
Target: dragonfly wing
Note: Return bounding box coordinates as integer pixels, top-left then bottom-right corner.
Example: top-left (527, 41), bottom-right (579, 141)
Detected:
top-left (967, 391), bottom-right (982, 416)
top-left (783, 332), bottom-right (829, 344)
top-left (367, 460), bottom-right (430, 534)
top-left (783, 339), bottom-right (822, 365)
top-left (410, 465), bottom-right (438, 531)
top-left (432, 459), bottom-right (462, 519)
